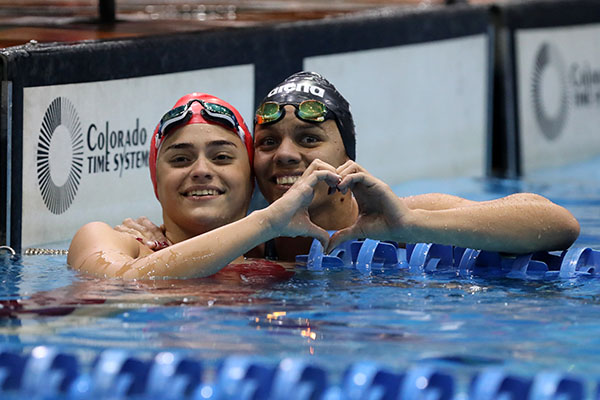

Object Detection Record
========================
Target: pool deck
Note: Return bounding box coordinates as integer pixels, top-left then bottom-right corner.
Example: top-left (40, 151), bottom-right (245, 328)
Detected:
top-left (0, 0), bottom-right (448, 49)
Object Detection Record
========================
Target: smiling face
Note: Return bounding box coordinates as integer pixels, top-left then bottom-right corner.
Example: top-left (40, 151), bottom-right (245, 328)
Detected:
top-left (156, 123), bottom-right (252, 241)
top-left (254, 105), bottom-right (349, 210)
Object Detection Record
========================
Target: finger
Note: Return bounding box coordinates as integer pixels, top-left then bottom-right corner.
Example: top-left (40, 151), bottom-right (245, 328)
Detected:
top-left (327, 226), bottom-right (361, 253)
top-left (338, 171), bottom-right (385, 195)
top-left (335, 163), bottom-right (370, 195)
top-left (337, 172), bottom-right (367, 194)
top-left (122, 217), bottom-right (136, 225)
top-left (123, 217), bottom-right (143, 230)
top-left (142, 239), bottom-right (159, 250)
top-left (124, 217), bottom-right (169, 248)
top-left (159, 225), bottom-right (172, 245)
top-left (303, 224), bottom-right (331, 250)
top-left (137, 239), bottom-right (167, 250)
top-left (113, 223), bottom-right (126, 233)
top-left (336, 160), bottom-right (366, 177)
top-left (139, 217), bottom-right (168, 242)
top-left (303, 159), bottom-right (338, 176)
top-left (285, 170), bottom-right (340, 209)
top-left (137, 216), bottom-right (155, 230)
top-left (336, 159), bottom-right (355, 172)
top-left (114, 224), bottom-right (162, 250)
top-left (154, 240), bottom-right (170, 250)
top-left (121, 218), bottom-right (148, 235)
top-left (312, 172), bottom-right (342, 196)
top-left (114, 224), bottom-right (143, 237)
top-left (298, 169), bottom-right (341, 191)
top-left (129, 236), bottom-right (159, 250)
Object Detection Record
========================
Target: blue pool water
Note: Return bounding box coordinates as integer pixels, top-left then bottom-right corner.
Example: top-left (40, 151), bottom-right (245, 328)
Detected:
top-left (1, 157), bottom-right (600, 397)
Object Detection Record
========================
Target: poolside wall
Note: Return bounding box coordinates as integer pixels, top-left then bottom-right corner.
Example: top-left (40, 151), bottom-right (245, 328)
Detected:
top-left (490, 0), bottom-right (600, 177)
top-left (0, 5), bottom-right (490, 251)
top-left (1, 0), bottom-right (600, 251)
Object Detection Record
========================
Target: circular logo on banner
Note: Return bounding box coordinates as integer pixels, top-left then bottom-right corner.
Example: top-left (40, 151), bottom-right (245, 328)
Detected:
top-left (531, 42), bottom-right (568, 140)
top-left (36, 97), bottom-right (84, 214)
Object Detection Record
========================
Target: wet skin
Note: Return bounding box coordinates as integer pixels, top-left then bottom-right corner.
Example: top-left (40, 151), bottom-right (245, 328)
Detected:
top-left (117, 104), bottom-right (580, 259)
top-left (253, 105), bottom-right (355, 229)
top-left (156, 123), bottom-right (253, 244)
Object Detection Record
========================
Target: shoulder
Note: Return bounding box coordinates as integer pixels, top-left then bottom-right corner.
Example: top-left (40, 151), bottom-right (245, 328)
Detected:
top-left (67, 221), bottom-right (141, 272)
top-left (74, 221), bottom-right (115, 236)
top-left (70, 221), bottom-right (129, 250)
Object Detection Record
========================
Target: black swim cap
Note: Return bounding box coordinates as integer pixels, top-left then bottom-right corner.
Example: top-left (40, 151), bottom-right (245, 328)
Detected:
top-left (258, 71), bottom-right (356, 160)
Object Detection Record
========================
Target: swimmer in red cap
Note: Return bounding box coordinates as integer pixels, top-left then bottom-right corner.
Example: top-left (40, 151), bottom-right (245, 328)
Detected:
top-left (68, 93), bottom-right (341, 279)
top-left (120, 73), bottom-right (580, 257)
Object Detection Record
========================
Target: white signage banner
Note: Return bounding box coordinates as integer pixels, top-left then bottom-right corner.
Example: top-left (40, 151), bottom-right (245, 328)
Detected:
top-left (22, 65), bottom-right (254, 247)
top-left (516, 24), bottom-right (600, 174)
top-left (304, 35), bottom-right (488, 185)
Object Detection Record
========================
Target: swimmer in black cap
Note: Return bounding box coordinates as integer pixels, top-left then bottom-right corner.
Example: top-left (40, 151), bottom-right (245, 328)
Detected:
top-left (251, 72), bottom-right (360, 260)
top-left (252, 71), bottom-right (579, 257)
top-left (257, 71), bottom-right (356, 160)
top-left (120, 72), bottom-right (580, 258)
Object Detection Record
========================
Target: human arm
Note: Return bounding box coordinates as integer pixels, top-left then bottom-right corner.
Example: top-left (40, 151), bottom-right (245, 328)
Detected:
top-left (68, 168), bottom-right (340, 279)
top-left (328, 161), bottom-right (580, 254)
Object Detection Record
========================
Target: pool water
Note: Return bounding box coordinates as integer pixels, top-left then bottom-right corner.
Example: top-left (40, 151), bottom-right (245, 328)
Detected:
top-left (1, 157), bottom-right (600, 394)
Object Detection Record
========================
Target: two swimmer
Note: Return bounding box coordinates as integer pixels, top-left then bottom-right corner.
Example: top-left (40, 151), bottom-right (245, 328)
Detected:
top-left (71, 72), bottom-right (581, 279)
top-left (67, 93), bottom-right (340, 278)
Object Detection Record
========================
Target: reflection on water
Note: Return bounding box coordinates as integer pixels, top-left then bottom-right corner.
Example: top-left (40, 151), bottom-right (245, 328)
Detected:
top-left (1, 171), bottom-right (600, 381)
top-left (2, 255), bottom-right (600, 379)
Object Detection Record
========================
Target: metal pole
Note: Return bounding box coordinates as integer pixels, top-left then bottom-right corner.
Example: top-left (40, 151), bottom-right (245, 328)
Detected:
top-left (99, 0), bottom-right (116, 23)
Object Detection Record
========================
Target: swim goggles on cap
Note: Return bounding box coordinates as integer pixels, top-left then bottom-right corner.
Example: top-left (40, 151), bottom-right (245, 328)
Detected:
top-left (157, 99), bottom-right (243, 141)
top-left (255, 100), bottom-right (333, 125)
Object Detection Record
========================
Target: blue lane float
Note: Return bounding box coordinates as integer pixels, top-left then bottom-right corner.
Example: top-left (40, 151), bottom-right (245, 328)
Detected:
top-left (333, 361), bottom-right (402, 400)
top-left (470, 368), bottom-right (532, 400)
top-left (211, 356), bottom-right (274, 400)
top-left (69, 349), bottom-right (152, 399)
top-left (529, 372), bottom-right (585, 400)
top-left (147, 352), bottom-right (202, 399)
top-left (270, 358), bottom-right (328, 400)
top-left (0, 347), bottom-right (594, 399)
top-left (296, 239), bottom-right (600, 280)
top-left (21, 346), bottom-right (78, 398)
top-left (0, 351), bottom-right (26, 392)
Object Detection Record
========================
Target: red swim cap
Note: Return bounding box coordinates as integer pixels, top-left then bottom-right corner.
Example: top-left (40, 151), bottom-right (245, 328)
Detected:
top-left (149, 93), bottom-right (254, 199)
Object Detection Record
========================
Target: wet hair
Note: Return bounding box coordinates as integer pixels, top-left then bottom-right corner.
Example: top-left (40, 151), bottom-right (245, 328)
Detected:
top-left (258, 71), bottom-right (356, 160)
